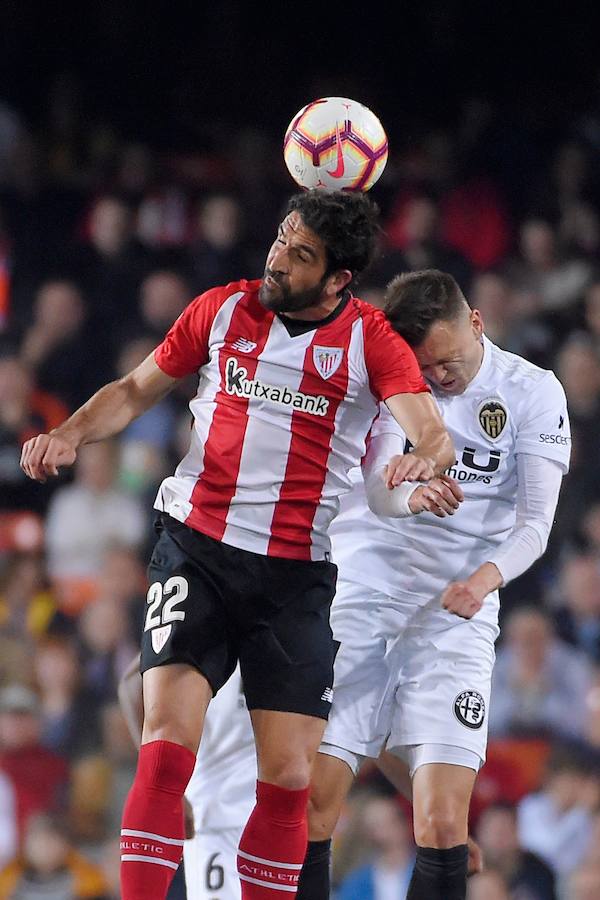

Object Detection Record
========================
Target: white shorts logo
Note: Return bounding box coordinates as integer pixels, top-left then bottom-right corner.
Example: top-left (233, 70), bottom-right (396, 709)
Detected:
top-left (454, 690), bottom-right (485, 730)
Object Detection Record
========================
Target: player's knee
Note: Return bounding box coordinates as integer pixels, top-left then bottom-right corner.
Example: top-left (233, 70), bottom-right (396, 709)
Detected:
top-left (142, 713), bottom-right (198, 753)
top-left (260, 756), bottom-right (311, 791)
top-left (414, 804), bottom-right (466, 849)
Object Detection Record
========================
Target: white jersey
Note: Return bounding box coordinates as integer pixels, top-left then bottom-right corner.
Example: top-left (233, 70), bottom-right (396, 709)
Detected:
top-left (152, 280), bottom-right (427, 561)
top-left (330, 336), bottom-right (571, 603)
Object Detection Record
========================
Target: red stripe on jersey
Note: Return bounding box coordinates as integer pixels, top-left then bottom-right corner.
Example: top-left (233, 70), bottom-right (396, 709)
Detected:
top-left (186, 292), bottom-right (274, 541)
top-left (267, 321), bottom-right (353, 559)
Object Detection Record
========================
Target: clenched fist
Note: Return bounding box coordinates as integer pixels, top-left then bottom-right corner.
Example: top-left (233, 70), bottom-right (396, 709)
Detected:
top-left (441, 563), bottom-right (503, 619)
top-left (21, 432), bottom-right (78, 483)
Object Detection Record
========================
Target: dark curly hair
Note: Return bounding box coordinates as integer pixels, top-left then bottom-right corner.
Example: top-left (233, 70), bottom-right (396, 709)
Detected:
top-left (286, 190), bottom-right (380, 280)
top-left (384, 269), bottom-right (468, 347)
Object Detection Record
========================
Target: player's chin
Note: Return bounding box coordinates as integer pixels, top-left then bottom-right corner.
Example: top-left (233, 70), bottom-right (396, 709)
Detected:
top-left (258, 284), bottom-right (283, 310)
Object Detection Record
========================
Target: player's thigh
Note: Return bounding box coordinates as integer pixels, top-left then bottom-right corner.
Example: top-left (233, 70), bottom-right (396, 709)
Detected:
top-left (388, 612), bottom-right (497, 764)
top-left (184, 829), bottom-right (242, 900)
top-left (324, 581), bottom-right (411, 760)
top-left (141, 516), bottom-right (238, 696)
top-left (307, 751), bottom-right (357, 842)
top-left (239, 555), bottom-right (338, 722)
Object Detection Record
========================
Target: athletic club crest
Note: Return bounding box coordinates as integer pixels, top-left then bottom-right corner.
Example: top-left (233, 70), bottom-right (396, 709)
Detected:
top-left (313, 346), bottom-right (343, 380)
top-left (151, 624), bottom-right (172, 654)
top-left (478, 398), bottom-right (507, 440)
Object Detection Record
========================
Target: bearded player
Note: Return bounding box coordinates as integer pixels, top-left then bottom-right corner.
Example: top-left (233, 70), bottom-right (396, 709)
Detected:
top-left (21, 192), bottom-right (454, 900)
top-left (297, 269), bottom-right (571, 900)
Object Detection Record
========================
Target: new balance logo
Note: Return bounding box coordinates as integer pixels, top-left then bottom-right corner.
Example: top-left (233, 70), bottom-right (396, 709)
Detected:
top-left (321, 687), bottom-right (334, 703)
top-left (225, 358), bottom-right (330, 417)
top-left (232, 337), bottom-right (257, 353)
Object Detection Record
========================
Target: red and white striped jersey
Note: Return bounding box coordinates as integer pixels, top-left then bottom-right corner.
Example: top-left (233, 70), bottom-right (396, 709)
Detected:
top-left (153, 279), bottom-right (428, 560)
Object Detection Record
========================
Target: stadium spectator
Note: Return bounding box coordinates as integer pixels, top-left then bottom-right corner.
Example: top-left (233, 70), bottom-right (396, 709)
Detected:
top-left (77, 595), bottom-right (138, 707)
top-left (489, 607), bottom-right (592, 740)
top-left (0, 683), bottom-right (69, 843)
top-left (467, 271), bottom-right (516, 347)
top-left (137, 269), bottom-right (190, 341)
top-left (188, 193), bottom-right (256, 293)
top-left (0, 811), bottom-right (110, 899)
top-left (504, 217), bottom-right (594, 315)
top-left (475, 802), bottom-right (556, 899)
top-left (579, 501), bottom-right (600, 556)
top-left (554, 553), bottom-right (600, 662)
top-left (44, 441), bottom-right (146, 611)
top-left (371, 193), bottom-right (473, 291)
top-left (0, 550), bottom-right (63, 643)
top-left (18, 279), bottom-right (111, 410)
top-left (33, 635), bottom-right (102, 760)
top-left (66, 194), bottom-right (156, 341)
top-left (516, 741), bottom-right (599, 879)
top-left (335, 795), bottom-right (414, 900)
top-left (0, 353), bottom-right (68, 514)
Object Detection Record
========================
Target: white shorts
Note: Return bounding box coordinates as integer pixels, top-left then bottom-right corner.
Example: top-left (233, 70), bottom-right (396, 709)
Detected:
top-left (184, 827), bottom-right (242, 900)
top-left (322, 580), bottom-right (499, 769)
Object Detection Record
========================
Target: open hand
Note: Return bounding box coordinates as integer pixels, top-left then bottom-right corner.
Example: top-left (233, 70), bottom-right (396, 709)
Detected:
top-left (384, 453), bottom-right (436, 486)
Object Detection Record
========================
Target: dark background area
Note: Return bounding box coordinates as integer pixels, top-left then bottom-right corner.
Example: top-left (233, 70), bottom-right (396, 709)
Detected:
top-left (2, 2), bottom-right (599, 147)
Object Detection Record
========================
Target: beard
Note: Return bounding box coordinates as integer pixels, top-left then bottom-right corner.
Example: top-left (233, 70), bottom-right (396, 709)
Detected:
top-left (258, 272), bottom-right (328, 314)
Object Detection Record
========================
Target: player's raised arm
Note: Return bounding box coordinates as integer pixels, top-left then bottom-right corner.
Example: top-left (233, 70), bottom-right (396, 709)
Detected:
top-left (20, 352), bottom-right (178, 482)
top-left (384, 391), bottom-right (455, 482)
top-left (21, 286), bottom-right (226, 483)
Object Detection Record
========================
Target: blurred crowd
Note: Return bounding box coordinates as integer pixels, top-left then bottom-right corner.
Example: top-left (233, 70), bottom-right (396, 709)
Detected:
top-left (1, 84), bottom-right (600, 900)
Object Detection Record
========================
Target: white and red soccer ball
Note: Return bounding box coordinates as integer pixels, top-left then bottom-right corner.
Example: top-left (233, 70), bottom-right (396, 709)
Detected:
top-left (283, 96), bottom-right (388, 192)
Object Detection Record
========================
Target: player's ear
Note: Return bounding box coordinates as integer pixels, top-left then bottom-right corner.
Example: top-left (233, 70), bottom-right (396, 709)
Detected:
top-left (329, 269), bottom-right (353, 295)
top-left (471, 308), bottom-right (484, 337)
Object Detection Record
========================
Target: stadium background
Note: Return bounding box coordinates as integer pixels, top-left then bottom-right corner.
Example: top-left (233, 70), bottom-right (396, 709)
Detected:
top-left (1, 2), bottom-right (600, 897)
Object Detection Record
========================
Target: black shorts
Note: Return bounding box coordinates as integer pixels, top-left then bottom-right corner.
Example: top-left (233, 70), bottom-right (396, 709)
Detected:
top-left (140, 514), bottom-right (338, 720)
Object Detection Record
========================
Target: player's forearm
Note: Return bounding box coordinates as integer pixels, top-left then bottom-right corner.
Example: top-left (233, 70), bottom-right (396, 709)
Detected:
top-left (466, 562), bottom-right (504, 595)
top-left (411, 424), bottom-right (455, 475)
top-left (51, 378), bottom-right (154, 448)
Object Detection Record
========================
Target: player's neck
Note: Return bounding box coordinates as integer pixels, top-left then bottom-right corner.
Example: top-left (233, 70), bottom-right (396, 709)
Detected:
top-left (282, 294), bottom-right (344, 322)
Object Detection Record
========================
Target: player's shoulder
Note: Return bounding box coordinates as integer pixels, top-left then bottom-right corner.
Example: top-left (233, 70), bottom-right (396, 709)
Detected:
top-left (350, 297), bottom-right (412, 347)
top-left (350, 297), bottom-right (388, 326)
top-left (486, 338), bottom-right (564, 400)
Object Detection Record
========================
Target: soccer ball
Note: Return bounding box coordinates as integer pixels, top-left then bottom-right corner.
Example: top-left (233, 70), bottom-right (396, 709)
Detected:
top-left (283, 96), bottom-right (388, 192)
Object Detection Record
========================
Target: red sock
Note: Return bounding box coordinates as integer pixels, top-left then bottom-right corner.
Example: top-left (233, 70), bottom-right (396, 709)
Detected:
top-left (237, 781), bottom-right (310, 898)
top-left (120, 740), bottom-right (196, 900)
